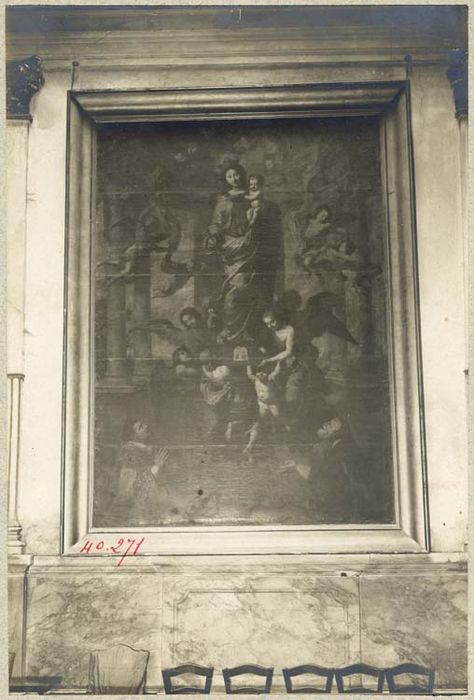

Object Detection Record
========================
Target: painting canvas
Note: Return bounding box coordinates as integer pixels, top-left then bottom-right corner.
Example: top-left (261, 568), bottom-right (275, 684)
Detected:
top-left (92, 116), bottom-right (394, 528)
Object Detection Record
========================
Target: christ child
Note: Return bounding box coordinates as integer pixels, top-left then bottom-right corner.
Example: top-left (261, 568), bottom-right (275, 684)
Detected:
top-left (245, 174), bottom-right (264, 226)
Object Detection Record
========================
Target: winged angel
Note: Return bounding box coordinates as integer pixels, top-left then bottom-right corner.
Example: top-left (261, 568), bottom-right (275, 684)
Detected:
top-left (263, 290), bottom-right (358, 372)
top-left (103, 193), bottom-right (196, 297)
top-left (286, 199), bottom-right (380, 288)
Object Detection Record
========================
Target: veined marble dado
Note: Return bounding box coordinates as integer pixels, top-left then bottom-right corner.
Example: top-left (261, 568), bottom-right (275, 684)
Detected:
top-left (24, 573), bottom-right (162, 689)
top-left (162, 574), bottom-right (360, 691)
top-left (13, 565), bottom-right (468, 692)
top-left (360, 574), bottom-right (467, 690)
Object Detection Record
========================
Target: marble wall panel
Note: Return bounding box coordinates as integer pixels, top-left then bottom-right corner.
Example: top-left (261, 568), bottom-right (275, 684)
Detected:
top-left (14, 566), bottom-right (468, 694)
top-left (162, 574), bottom-right (360, 691)
top-left (25, 572), bottom-right (162, 690)
top-left (360, 574), bottom-right (467, 690)
top-left (8, 568), bottom-right (26, 678)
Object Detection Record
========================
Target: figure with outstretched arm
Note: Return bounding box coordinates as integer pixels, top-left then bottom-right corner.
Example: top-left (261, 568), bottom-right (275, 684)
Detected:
top-left (259, 310), bottom-right (295, 367)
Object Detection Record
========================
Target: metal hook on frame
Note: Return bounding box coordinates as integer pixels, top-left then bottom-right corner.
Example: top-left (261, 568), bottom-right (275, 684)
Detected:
top-left (71, 60), bottom-right (80, 90)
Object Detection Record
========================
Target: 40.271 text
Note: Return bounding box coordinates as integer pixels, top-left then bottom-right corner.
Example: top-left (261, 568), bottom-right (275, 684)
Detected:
top-left (80, 537), bottom-right (145, 566)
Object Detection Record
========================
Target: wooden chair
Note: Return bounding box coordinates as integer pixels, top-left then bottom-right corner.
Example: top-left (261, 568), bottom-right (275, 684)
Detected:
top-left (9, 676), bottom-right (62, 695)
top-left (282, 664), bottom-right (334, 693)
top-left (88, 643), bottom-right (149, 694)
top-left (385, 663), bottom-right (435, 693)
top-left (335, 663), bottom-right (385, 693)
top-left (162, 664), bottom-right (214, 694)
top-left (223, 664), bottom-right (273, 694)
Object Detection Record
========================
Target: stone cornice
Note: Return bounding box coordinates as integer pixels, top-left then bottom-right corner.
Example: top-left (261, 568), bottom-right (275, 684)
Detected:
top-left (6, 5), bottom-right (467, 41)
top-left (6, 26), bottom-right (463, 70)
top-left (18, 552), bottom-right (468, 576)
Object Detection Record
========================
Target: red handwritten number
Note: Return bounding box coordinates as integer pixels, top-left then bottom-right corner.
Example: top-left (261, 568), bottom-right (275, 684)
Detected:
top-left (81, 536), bottom-right (145, 564)
top-left (133, 537), bottom-right (145, 556)
top-left (110, 538), bottom-right (124, 554)
top-left (117, 538), bottom-right (136, 567)
top-left (80, 540), bottom-right (94, 554)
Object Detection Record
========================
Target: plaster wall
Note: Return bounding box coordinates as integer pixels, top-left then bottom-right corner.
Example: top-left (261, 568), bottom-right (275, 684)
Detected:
top-left (13, 51), bottom-right (467, 557)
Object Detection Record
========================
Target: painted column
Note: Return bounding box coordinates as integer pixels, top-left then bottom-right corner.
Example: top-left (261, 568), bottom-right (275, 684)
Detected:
top-left (104, 197), bottom-right (130, 383)
top-left (132, 254), bottom-right (153, 383)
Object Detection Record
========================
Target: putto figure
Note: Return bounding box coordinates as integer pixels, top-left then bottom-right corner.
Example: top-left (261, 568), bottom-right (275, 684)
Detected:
top-left (296, 204), bottom-right (343, 272)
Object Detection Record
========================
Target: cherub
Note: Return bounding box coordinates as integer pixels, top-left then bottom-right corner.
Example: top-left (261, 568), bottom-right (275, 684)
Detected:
top-left (246, 361), bottom-right (282, 421)
top-left (297, 205), bottom-right (332, 271)
top-left (202, 363), bottom-right (232, 385)
top-left (104, 193), bottom-right (183, 284)
top-left (103, 194), bottom-right (198, 295)
top-left (243, 362), bottom-right (282, 458)
top-left (200, 364), bottom-right (234, 440)
top-left (225, 376), bottom-right (259, 444)
top-left (296, 205), bottom-right (347, 273)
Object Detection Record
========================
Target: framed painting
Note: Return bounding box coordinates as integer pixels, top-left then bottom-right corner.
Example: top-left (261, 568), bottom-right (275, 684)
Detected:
top-left (61, 83), bottom-right (428, 554)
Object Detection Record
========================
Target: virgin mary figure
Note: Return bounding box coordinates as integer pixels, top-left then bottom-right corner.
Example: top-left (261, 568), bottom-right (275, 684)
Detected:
top-left (204, 164), bottom-right (258, 344)
top-left (204, 164), bottom-right (281, 345)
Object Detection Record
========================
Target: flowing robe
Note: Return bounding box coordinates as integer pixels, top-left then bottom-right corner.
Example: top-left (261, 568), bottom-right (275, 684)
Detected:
top-left (206, 192), bottom-right (257, 342)
top-left (206, 191), bottom-right (282, 343)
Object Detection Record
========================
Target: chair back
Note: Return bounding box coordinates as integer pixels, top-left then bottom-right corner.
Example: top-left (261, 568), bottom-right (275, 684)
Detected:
top-left (162, 664), bottom-right (213, 694)
top-left (335, 663), bottom-right (385, 693)
top-left (283, 664), bottom-right (334, 693)
top-left (223, 664), bottom-right (273, 694)
top-left (385, 663), bottom-right (435, 693)
top-left (88, 643), bottom-right (149, 694)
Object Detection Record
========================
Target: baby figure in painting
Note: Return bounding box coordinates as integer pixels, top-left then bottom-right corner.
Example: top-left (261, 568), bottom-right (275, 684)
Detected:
top-left (243, 362), bottom-right (282, 458)
top-left (297, 205), bottom-right (347, 273)
top-left (246, 361), bottom-right (282, 421)
top-left (245, 174), bottom-right (264, 226)
top-left (202, 363), bottom-right (232, 385)
top-left (200, 363), bottom-right (234, 440)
